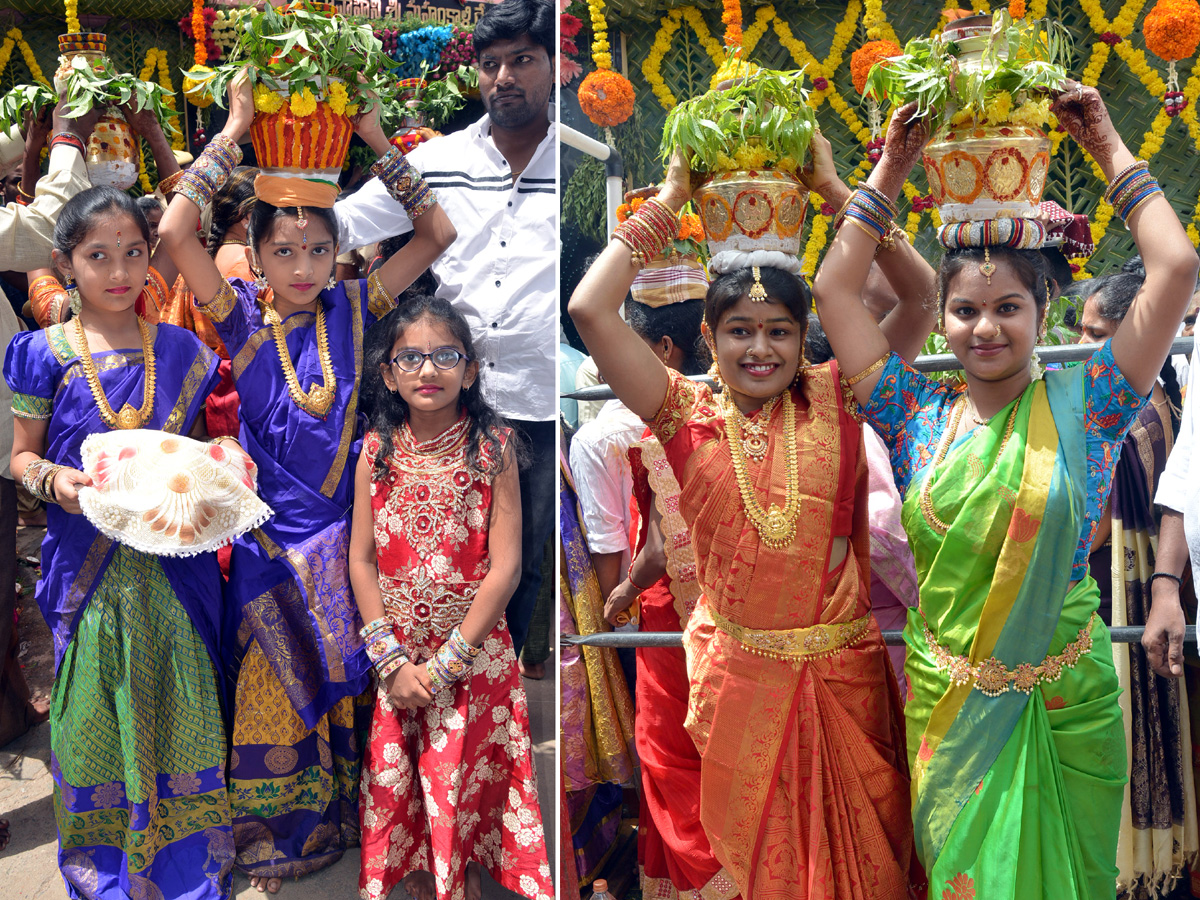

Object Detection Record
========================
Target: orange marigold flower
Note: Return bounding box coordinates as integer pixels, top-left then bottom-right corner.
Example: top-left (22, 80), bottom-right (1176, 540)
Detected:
top-left (616, 202), bottom-right (633, 222)
top-left (721, 0), bottom-right (743, 48)
top-left (1008, 0), bottom-right (1026, 18)
top-left (1144, 0), bottom-right (1200, 62)
top-left (578, 69), bottom-right (635, 127)
top-left (851, 40), bottom-right (902, 95)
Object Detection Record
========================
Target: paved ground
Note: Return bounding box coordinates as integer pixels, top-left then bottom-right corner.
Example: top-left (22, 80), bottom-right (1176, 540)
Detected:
top-left (0, 524), bottom-right (557, 900)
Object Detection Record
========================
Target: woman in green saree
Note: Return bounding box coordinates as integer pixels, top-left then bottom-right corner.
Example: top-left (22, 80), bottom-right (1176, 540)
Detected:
top-left (812, 84), bottom-right (1199, 899)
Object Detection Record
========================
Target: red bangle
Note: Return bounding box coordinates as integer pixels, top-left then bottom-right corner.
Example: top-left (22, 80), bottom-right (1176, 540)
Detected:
top-left (627, 559), bottom-right (654, 592)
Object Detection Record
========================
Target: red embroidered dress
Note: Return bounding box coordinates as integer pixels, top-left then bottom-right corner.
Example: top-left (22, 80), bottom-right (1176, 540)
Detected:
top-left (358, 418), bottom-right (553, 900)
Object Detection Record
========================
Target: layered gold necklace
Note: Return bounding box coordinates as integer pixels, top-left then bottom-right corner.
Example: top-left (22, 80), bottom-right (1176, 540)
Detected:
top-left (721, 391), bottom-right (800, 549)
top-left (73, 316), bottom-right (156, 430)
top-left (919, 394), bottom-right (1020, 535)
top-left (262, 302), bottom-right (336, 418)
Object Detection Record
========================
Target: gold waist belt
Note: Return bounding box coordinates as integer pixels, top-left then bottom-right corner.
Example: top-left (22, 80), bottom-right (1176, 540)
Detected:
top-left (707, 607), bottom-right (871, 663)
top-left (924, 611), bottom-right (1099, 697)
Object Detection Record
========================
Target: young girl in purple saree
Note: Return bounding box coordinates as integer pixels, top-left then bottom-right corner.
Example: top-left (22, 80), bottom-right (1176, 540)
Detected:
top-left (159, 76), bottom-right (456, 891)
top-left (7, 186), bottom-right (238, 899)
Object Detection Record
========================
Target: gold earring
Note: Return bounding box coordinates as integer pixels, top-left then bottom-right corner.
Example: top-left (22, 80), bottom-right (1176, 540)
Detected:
top-left (327, 272), bottom-right (337, 290)
top-left (749, 266), bottom-right (768, 302)
top-left (707, 358), bottom-right (723, 389)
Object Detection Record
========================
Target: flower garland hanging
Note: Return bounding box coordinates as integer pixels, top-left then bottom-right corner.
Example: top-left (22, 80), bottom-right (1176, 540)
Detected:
top-left (150, 49), bottom-right (185, 153)
top-left (578, 0), bottom-right (634, 127)
top-left (851, 40), bottom-right (901, 161)
top-left (0, 28), bottom-right (49, 86)
top-left (65, 0), bottom-right (80, 36)
top-left (1143, 0), bottom-right (1200, 115)
top-left (137, 139), bottom-right (152, 194)
top-left (721, 0), bottom-right (743, 51)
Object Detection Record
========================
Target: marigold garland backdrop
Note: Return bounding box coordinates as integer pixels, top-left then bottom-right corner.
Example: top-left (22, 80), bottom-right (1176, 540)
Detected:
top-left (560, 0), bottom-right (1200, 288)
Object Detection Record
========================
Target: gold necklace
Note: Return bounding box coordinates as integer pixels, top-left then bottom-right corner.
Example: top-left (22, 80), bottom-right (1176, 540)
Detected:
top-left (263, 301), bottom-right (336, 418)
top-left (734, 393), bottom-right (778, 461)
top-left (722, 390), bottom-right (801, 549)
top-left (74, 316), bottom-right (156, 430)
top-left (920, 394), bottom-right (1020, 535)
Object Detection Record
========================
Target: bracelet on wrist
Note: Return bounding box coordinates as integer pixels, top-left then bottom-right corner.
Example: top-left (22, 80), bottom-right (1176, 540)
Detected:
top-left (627, 559), bottom-right (653, 592)
top-left (1149, 572), bottom-right (1184, 590)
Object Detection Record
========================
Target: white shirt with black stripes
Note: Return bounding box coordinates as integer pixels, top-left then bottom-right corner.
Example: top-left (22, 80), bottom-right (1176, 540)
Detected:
top-left (336, 109), bottom-right (557, 422)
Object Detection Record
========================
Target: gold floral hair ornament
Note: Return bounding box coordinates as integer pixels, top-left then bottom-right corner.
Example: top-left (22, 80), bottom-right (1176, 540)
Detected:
top-left (749, 266), bottom-right (768, 302)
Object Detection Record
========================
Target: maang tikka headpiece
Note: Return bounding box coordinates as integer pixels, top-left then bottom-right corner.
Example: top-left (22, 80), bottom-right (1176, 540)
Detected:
top-left (749, 266), bottom-right (768, 301)
top-left (980, 246), bottom-right (996, 285)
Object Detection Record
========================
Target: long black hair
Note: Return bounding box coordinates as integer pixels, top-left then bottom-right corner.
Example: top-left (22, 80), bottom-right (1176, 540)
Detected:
top-left (208, 167), bottom-right (258, 258)
top-left (54, 185), bottom-right (150, 258)
top-left (363, 296), bottom-right (518, 480)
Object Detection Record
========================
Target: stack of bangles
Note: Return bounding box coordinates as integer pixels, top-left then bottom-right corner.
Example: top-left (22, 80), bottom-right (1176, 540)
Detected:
top-left (360, 617), bottom-right (410, 681)
top-left (22, 458), bottom-right (64, 504)
top-left (834, 185), bottom-right (907, 253)
top-left (370, 147), bottom-right (438, 219)
top-left (612, 196), bottom-right (677, 268)
top-left (1104, 160), bottom-right (1163, 222)
top-left (425, 626), bottom-right (482, 694)
top-left (49, 132), bottom-right (85, 156)
top-left (174, 135), bottom-right (243, 209)
top-left (157, 170), bottom-right (184, 198)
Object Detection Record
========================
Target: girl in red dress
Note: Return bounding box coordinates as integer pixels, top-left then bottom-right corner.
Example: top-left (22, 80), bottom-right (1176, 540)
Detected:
top-left (348, 296), bottom-right (553, 900)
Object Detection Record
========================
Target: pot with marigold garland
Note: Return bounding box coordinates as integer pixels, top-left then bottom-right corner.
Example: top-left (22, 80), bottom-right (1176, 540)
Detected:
top-left (659, 65), bottom-right (816, 274)
top-left (187, 0), bottom-right (399, 185)
top-left (865, 10), bottom-right (1069, 225)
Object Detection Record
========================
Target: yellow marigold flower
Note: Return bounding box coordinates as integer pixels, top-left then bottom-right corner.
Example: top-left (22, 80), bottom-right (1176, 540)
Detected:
top-left (290, 86), bottom-right (318, 118)
top-left (253, 84), bottom-right (284, 115)
top-left (949, 107), bottom-right (975, 127)
top-left (775, 156), bottom-right (799, 174)
top-left (326, 80), bottom-right (349, 117)
top-left (984, 91), bottom-right (1013, 124)
top-left (346, 103), bottom-right (359, 117)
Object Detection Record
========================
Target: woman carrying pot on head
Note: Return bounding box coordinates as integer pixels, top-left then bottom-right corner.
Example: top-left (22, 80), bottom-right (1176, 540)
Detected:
top-left (568, 139), bottom-right (931, 899)
top-left (812, 83), bottom-right (1199, 900)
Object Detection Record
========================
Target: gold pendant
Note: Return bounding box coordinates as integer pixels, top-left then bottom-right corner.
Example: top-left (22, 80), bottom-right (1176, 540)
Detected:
top-left (308, 384), bottom-right (334, 415)
top-left (115, 404), bottom-right (142, 430)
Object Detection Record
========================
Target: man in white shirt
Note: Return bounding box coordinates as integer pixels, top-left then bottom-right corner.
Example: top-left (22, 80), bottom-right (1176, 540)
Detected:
top-left (337, 0), bottom-right (556, 654)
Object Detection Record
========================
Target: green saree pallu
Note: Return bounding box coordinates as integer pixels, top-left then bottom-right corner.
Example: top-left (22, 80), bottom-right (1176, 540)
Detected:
top-left (902, 372), bottom-right (1126, 900)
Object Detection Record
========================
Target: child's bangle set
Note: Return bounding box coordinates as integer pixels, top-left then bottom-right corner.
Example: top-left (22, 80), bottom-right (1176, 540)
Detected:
top-left (359, 618), bottom-right (482, 695)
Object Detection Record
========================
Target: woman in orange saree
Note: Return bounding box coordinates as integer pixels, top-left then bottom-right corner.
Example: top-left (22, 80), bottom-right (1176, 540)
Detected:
top-left (568, 149), bottom-right (927, 900)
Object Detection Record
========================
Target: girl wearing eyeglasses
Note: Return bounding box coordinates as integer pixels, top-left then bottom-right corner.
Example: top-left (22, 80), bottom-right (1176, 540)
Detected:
top-left (347, 298), bottom-right (553, 900)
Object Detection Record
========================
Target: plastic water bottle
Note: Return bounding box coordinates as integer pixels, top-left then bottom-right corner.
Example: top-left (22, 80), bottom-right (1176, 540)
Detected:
top-left (591, 879), bottom-right (614, 900)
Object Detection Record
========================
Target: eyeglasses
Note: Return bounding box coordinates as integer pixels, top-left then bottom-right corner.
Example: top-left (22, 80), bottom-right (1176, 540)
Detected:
top-left (390, 347), bottom-right (471, 372)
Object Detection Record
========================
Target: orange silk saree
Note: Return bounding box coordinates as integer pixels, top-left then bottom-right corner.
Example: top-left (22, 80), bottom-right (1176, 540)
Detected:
top-left (646, 365), bottom-right (919, 900)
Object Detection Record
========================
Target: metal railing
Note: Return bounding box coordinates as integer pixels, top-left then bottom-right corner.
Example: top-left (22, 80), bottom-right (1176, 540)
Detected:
top-left (562, 336), bottom-right (1196, 402)
top-left (561, 626), bottom-right (1165, 648)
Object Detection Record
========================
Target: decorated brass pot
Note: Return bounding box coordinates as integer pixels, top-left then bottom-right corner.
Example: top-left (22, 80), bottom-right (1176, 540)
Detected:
top-left (922, 124), bottom-right (1051, 223)
top-left (694, 169), bottom-right (809, 260)
top-left (85, 109), bottom-right (138, 190)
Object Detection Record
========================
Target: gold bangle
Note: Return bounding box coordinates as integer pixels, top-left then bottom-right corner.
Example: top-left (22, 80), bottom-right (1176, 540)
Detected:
top-left (845, 352), bottom-right (890, 386)
top-left (16, 184), bottom-right (34, 201)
